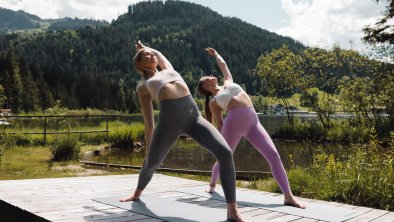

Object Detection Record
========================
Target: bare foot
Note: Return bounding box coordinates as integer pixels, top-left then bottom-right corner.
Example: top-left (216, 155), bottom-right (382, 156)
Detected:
top-left (206, 183), bottom-right (216, 193)
top-left (284, 197), bottom-right (306, 209)
top-left (119, 195), bottom-right (139, 202)
top-left (227, 214), bottom-right (247, 222)
top-left (119, 190), bottom-right (142, 202)
top-left (227, 203), bottom-right (247, 222)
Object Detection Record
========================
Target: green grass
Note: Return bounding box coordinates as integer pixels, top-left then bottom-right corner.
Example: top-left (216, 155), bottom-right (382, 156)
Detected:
top-left (0, 145), bottom-right (134, 180)
top-left (0, 120), bottom-right (145, 146)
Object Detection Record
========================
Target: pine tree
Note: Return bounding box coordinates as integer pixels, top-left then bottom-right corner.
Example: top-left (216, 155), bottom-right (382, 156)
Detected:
top-left (0, 84), bottom-right (6, 106)
top-left (0, 50), bottom-right (23, 112)
top-left (19, 59), bottom-right (40, 112)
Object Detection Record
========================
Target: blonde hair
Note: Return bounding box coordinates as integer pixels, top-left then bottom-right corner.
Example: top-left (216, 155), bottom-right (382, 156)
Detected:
top-left (133, 49), bottom-right (148, 79)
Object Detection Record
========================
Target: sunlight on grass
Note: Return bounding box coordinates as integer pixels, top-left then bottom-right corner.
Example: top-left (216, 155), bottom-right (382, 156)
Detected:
top-left (0, 146), bottom-right (133, 180)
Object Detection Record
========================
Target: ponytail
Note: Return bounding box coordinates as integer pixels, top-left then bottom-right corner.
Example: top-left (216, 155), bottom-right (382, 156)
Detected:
top-left (198, 79), bottom-right (213, 123)
top-left (205, 95), bottom-right (213, 123)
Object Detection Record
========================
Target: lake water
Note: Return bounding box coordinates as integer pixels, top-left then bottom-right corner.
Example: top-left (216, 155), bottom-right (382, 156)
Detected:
top-left (99, 114), bottom-right (344, 172)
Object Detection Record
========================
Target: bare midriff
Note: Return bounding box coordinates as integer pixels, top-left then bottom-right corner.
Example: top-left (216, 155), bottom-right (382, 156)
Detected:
top-left (227, 91), bottom-right (253, 111)
top-left (157, 81), bottom-right (190, 100)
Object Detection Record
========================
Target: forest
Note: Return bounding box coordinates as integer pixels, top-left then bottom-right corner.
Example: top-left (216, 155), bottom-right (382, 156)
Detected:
top-left (0, 0), bottom-right (304, 113)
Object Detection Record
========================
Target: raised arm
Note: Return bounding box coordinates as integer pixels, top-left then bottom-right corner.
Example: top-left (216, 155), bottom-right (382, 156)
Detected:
top-left (136, 40), bottom-right (174, 70)
top-left (205, 47), bottom-right (233, 84)
top-left (137, 85), bottom-right (154, 152)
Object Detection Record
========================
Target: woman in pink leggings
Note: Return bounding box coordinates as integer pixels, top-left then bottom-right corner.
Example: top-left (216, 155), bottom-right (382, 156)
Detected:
top-left (198, 47), bottom-right (305, 208)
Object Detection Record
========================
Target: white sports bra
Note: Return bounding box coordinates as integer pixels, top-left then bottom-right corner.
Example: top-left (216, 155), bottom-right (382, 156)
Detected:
top-left (146, 69), bottom-right (185, 100)
top-left (214, 83), bottom-right (244, 110)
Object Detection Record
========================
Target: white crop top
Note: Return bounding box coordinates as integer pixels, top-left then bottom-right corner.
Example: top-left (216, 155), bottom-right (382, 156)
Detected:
top-left (146, 69), bottom-right (185, 100)
top-left (214, 82), bottom-right (244, 110)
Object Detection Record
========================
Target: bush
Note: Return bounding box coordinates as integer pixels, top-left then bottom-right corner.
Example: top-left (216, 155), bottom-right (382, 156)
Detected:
top-left (287, 168), bottom-right (316, 196)
top-left (274, 118), bottom-right (377, 143)
top-left (326, 120), bottom-right (370, 143)
top-left (49, 136), bottom-right (81, 161)
top-left (286, 138), bottom-right (394, 210)
top-left (274, 118), bottom-right (325, 140)
top-left (108, 123), bottom-right (144, 148)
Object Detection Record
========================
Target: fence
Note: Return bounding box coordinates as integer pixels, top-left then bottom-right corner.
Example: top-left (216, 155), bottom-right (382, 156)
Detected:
top-left (1, 115), bottom-right (113, 145)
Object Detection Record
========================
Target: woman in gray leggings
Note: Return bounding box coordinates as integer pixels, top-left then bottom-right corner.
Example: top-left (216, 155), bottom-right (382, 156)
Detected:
top-left (120, 41), bottom-right (246, 222)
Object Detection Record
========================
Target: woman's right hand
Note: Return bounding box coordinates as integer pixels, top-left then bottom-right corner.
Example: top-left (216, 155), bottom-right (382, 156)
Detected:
top-left (135, 40), bottom-right (146, 51)
top-left (205, 47), bottom-right (218, 57)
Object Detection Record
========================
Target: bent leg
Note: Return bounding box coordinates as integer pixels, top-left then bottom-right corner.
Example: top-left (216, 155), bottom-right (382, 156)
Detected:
top-left (186, 116), bottom-right (236, 203)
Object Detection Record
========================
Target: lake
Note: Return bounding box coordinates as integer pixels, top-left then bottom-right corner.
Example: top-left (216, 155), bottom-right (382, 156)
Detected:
top-left (97, 114), bottom-right (345, 172)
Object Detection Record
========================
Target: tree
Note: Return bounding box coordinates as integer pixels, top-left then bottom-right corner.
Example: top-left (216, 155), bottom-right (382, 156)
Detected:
top-left (363, 0), bottom-right (394, 44)
top-left (254, 45), bottom-right (303, 125)
top-left (363, 0), bottom-right (394, 62)
top-left (0, 50), bottom-right (23, 112)
top-left (19, 59), bottom-right (40, 112)
top-left (0, 84), bottom-right (6, 106)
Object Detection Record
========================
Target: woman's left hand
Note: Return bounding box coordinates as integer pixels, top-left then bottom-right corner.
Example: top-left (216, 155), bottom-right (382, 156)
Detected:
top-left (205, 47), bottom-right (218, 57)
top-left (135, 40), bottom-right (146, 51)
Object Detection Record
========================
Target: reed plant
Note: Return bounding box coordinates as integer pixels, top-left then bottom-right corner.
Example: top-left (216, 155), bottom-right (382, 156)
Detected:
top-left (285, 128), bottom-right (394, 210)
top-left (274, 118), bottom-right (376, 143)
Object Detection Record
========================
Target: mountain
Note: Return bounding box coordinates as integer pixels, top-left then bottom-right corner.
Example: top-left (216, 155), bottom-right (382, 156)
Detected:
top-left (0, 0), bottom-right (305, 113)
top-left (113, 1), bottom-right (306, 91)
top-left (0, 7), bottom-right (109, 34)
top-left (0, 7), bottom-right (42, 33)
top-left (47, 17), bottom-right (109, 31)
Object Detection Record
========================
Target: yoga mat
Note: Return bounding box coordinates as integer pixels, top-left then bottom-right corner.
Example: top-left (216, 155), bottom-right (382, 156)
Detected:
top-left (93, 194), bottom-right (265, 222)
top-left (176, 185), bottom-right (364, 222)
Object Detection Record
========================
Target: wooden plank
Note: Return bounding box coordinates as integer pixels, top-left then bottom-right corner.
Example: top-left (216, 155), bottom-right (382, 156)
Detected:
top-left (1, 174), bottom-right (392, 222)
top-left (346, 209), bottom-right (389, 222)
top-left (292, 218), bottom-right (320, 222)
top-left (369, 212), bottom-right (394, 222)
top-left (269, 214), bottom-right (302, 222)
top-left (253, 211), bottom-right (286, 220)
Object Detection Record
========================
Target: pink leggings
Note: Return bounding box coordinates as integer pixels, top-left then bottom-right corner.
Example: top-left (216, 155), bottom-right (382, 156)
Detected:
top-left (210, 107), bottom-right (291, 193)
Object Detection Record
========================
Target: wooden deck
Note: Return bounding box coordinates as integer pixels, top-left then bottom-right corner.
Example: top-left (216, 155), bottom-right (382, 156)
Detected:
top-left (0, 174), bottom-right (392, 222)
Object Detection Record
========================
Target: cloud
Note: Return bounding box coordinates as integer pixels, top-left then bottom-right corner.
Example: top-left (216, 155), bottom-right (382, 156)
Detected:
top-left (0, 0), bottom-right (61, 18)
top-left (0, 0), bottom-right (140, 21)
top-left (275, 0), bottom-right (387, 51)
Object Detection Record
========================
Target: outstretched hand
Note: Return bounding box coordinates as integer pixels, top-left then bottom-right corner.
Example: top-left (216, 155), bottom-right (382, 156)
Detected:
top-left (205, 47), bottom-right (218, 57)
top-left (135, 40), bottom-right (146, 51)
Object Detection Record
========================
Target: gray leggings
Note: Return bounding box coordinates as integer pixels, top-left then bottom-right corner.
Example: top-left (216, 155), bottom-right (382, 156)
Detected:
top-left (137, 95), bottom-right (236, 203)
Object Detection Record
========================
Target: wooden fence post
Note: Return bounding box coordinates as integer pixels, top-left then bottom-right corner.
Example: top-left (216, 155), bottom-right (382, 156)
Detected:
top-left (43, 116), bottom-right (47, 145)
top-left (106, 115), bottom-right (109, 141)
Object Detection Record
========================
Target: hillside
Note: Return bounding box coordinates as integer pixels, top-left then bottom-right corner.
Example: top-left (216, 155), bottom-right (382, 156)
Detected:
top-left (0, 0), bottom-right (305, 113)
top-left (0, 7), bottom-right (42, 33)
top-left (0, 7), bottom-right (109, 34)
top-left (47, 17), bottom-right (109, 31)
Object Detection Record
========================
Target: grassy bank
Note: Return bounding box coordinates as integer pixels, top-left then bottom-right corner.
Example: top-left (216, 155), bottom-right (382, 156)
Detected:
top-left (0, 145), bottom-right (133, 180)
top-left (273, 117), bottom-right (393, 144)
top-left (241, 140), bottom-right (394, 211)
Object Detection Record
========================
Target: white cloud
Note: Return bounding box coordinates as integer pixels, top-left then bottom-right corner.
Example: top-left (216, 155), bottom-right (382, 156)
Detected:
top-left (0, 0), bottom-right (61, 18)
top-left (0, 0), bottom-right (140, 21)
top-left (275, 0), bottom-right (387, 51)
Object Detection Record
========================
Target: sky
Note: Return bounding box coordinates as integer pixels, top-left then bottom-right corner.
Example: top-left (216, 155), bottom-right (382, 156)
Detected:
top-left (0, 0), bottom-right (387, 52)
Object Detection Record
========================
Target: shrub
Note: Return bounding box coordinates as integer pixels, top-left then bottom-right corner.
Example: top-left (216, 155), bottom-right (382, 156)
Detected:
top-left (286, 135), bottom-right (394, 210)
top-left (108, 123), bottom-right (144, 148)
top-left (49, 136), bottom-right (81, 161)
